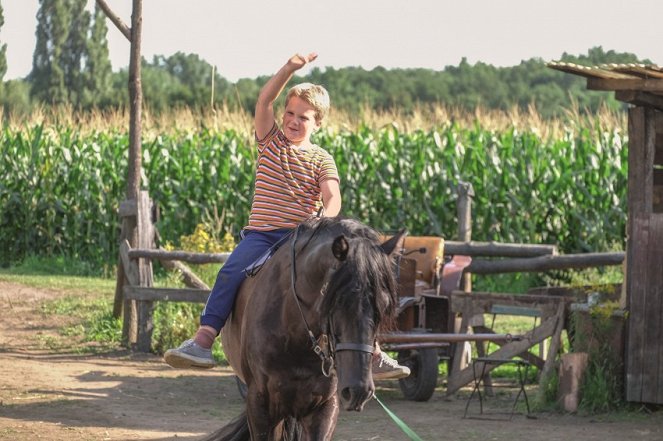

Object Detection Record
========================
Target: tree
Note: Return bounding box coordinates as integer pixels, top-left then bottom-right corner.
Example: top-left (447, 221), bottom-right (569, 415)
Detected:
top-left (62, 0), bottom-right (90, 106)
top-left (31, 0), bottom-right (112, 108)
top-left (0, 1), bottom-right (7, 92)
top-left (85, 3), bottom-right (112, 107)
top-left (31, 0), bottom-right (71, 104)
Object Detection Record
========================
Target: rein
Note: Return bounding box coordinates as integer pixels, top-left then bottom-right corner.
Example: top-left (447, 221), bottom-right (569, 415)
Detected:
top-left (289, 225), bottom-right (374, 377)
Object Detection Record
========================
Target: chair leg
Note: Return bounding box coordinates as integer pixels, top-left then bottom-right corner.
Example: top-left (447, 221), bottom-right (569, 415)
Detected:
top-left (464, 360), bottom-right (486, 418)
top-left (509, 363), bottom-right (530, 419)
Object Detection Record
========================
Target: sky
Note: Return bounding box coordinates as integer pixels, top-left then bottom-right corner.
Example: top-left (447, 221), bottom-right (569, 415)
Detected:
top-left (3, 0), bottom-right (662, 82)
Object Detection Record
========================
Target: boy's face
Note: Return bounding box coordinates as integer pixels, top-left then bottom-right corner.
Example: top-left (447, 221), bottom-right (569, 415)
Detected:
top-left (282, 96), bottom-right (320, 146)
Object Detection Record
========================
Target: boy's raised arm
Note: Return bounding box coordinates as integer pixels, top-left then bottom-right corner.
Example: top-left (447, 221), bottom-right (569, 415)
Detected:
top-left (254, 53), bottom-right (318, 140)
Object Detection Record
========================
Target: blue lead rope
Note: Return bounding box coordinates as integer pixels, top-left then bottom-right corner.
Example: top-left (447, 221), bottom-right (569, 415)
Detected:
top-left (373, 395), bottom-right (425, 441)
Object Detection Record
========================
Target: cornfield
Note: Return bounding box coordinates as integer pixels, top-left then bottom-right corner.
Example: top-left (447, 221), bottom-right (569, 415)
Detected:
top-left (0, 111), bottom-right (628, 270)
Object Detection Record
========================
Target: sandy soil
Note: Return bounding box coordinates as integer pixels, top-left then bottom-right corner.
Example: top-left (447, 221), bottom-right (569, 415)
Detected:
top-left (0, 280), bottom-right (662, 441)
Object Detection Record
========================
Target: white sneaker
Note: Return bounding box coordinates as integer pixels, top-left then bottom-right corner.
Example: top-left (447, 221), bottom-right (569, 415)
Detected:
top-left (372, 352), bottom-right (411, 380)
top-left (164, 339), bottom-right (216, 369)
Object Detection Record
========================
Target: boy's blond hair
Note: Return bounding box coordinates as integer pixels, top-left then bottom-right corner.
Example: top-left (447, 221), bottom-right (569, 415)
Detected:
top-left (285, 83), bottom-right (330, 124)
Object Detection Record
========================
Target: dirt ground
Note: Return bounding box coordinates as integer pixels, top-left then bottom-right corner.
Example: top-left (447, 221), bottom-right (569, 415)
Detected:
top-left (1, 280), bottom-right (662, 441)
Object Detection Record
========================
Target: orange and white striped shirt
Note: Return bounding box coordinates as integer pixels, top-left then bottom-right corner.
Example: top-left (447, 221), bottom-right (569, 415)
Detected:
top-left (246, 123), bottom-right (340, 231)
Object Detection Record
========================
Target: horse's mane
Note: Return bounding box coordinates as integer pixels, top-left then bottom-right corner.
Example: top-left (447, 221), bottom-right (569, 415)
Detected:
top-left (298, 217), bottom-right (398, 334)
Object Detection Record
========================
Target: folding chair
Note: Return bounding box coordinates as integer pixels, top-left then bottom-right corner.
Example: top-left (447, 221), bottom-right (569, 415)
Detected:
top-left (463, 305), bottom-right (538, 419)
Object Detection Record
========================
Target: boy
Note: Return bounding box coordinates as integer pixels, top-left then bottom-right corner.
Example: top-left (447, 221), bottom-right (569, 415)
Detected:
top-left (165, 53), bottom-right (409, 380)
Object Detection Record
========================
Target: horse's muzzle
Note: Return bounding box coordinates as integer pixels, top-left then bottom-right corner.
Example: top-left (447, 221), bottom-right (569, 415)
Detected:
top-left (340, 383), bottom-right (374, 411)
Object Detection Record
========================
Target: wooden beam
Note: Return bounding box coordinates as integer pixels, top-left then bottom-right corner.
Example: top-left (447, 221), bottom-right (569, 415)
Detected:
top-left (466, 252), bottom-right (624, 274)
top-left (129, 248), bottom-right (231, 264)
top-left (95, 0), bottom-right (131, 41)
top-left (446, 311), bottom-right (560, 394)
top-left (588, 77), bottom-right (663, 93)
top-left (124, 286), bottom-right (210, 303)
top-left (615, 91), bottom-right (663, 112)
top-left (444, 241), bottom-right (557, 257)
top-left (539, 302), bottom-right (566, 381)
top-left (119, 240), bottom-right (140, 286)
top-left (380, 332), bottom-right (519, 344)
top-left (451, 291), bottom-right (571, 308)
top-left (157, 251), bottom-right (210, 290)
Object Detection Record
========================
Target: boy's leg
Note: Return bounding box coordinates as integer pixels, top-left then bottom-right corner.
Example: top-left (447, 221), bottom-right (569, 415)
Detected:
top-left (164, 229), bottom-right (290, 369)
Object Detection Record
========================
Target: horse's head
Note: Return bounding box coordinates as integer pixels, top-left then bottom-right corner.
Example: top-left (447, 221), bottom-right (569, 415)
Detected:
top-left (311, 219), bottom-right (406, 411)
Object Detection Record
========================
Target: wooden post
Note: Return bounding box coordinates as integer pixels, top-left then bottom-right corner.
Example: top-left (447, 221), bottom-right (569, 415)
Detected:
top-left (540, 301), bottom-right (566, 381)
top-left (456, 181), bottom-right (474, 292)
top-left (558, 352), bottom-right (589, 412)
top-left (135, 191), bottom-right (155, 352)
top-left (97, 0), bottom-right (145, 348)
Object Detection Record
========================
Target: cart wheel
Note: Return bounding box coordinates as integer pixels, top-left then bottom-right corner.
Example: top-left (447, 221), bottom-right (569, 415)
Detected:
top-left (397, 348), bottom-right (439, 401)
top-left (235, 376), bottom-right (248, 400)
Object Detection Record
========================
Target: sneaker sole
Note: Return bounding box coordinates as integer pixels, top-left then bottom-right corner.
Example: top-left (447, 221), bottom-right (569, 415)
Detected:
top-left (164, 350), bottom-right (215, 369)
top-left (373, 369), bottom-right (411, 380)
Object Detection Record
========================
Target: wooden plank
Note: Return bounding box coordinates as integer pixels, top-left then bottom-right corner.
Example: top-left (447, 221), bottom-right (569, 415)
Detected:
top-left (471, 326), bottom-right (546, 369)
top-left (451, 291), bottom-right (567, 318)
top-left (627, 107), bottom-right (651, 215)
top-left (539, 302), bottom-right (566, 381)
top-left (608, 65), bottom-right (663, 80)
top-left (124, 286), bottom-right (210, 303)
top-left (450, 297), bottom-right (473, 381)
top-left (547, 62), bottom-right (636, 80)
top-left (158, 253), bottom-right (211, 290)
top-left (129, 248), bottom-right (231, 264)
top-left (588, 77), bottom-right (663, 92)
top-left (119, 240), bottom-right (140, 286)
top-left (615, 91), bottom-right (663, 112)
top-left (446, 311), bottom-right (560, 394)
top-left (136, 191), bottom-right (154, 287)
top-left (649, 215), bottom-right (663, 403)
top-left (640, 214), bottom-right (660, 403)
top-left (490, 304), bottom-right (542, 317)
top-left (135, 192), bottom-right (154, 352)
top-left (626, 215), bottom-right (650, 402)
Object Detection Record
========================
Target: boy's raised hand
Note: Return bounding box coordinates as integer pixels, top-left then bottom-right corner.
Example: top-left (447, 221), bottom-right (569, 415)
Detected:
top-left (288, 53), bottom-right (318, 71)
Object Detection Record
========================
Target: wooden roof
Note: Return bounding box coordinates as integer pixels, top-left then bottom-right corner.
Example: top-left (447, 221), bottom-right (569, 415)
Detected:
top-left (547, 62), bottom-right (663, 109)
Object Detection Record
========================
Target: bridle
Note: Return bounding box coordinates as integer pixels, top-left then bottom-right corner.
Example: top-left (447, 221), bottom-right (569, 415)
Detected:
top-left (290, 224), bottom-right (375, 377)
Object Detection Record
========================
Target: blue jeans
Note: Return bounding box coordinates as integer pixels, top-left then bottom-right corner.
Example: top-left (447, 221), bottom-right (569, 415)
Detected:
top-left (200, 228), bottom-right (291, 332)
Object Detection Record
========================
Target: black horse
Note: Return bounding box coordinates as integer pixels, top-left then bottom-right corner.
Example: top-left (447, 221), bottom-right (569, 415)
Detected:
top-left (203, 217), bottom-right (405, 441)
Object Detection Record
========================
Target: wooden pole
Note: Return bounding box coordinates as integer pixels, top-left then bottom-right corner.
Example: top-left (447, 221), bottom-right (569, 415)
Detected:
top-left (456, 181), bottom-right (474, 292)
top-left (97, 0), bottom-right (144, 347)
top-left (467, 252), bottom-right (624, 274)
top-left (443, 241), bottom-right (557, 257)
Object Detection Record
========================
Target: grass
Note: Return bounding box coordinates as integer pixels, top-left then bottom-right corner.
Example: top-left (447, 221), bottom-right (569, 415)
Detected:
top-left (0, 255), bottom-right (227, 361)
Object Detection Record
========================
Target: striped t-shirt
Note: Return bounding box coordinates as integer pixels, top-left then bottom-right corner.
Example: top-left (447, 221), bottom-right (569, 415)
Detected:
top-left (246, 123), bottom-right (340, 231)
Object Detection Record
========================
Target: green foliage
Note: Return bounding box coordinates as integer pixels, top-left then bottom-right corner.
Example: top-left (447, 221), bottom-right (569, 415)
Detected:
top-left (3, 45), bottom-right (649, 117)
top-left (0, 121), bottom-right (627, 274)
top-left (580, 357), bottom-right (624, 413)
top-left (571, 301), bottom-right (626, 413)
top-left (30, 0), bottom-right (111, 108)
top-left (0, 0), bottom-right (6, 88)
top-left (82, 4), bottom-right (112, 107)
top-left (31, 0), bottom-right (71, 104)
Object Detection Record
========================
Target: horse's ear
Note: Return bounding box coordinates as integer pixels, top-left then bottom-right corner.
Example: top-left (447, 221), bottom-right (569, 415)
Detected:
top-left (332, 235), bottom-right (350, 261)
top-left (381, 229), bottom-right (407, 257)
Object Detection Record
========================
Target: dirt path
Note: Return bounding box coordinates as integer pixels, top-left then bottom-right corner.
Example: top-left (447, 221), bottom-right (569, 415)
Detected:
top-left (0, 280), bottom-right (662, 441)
